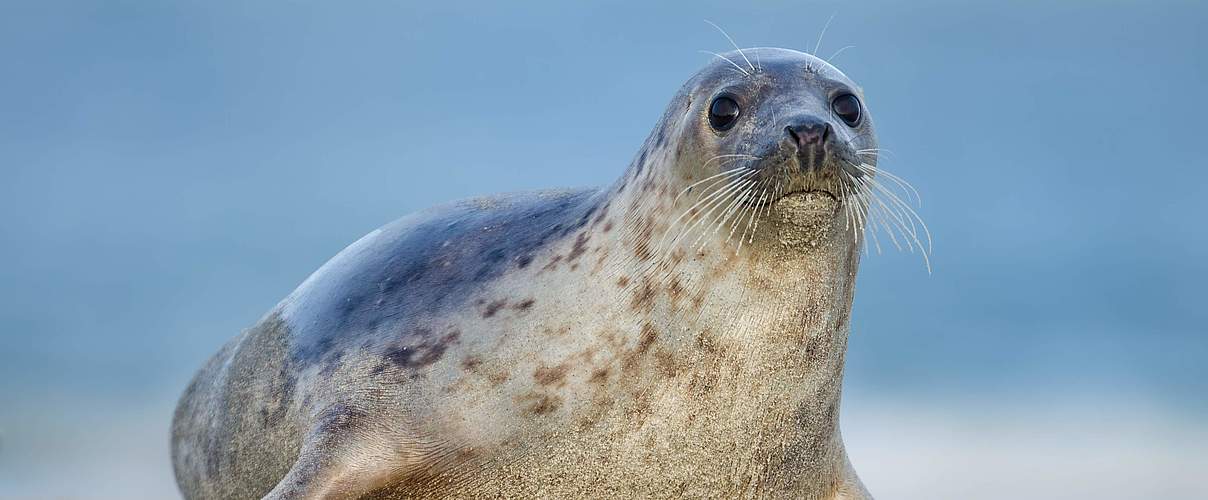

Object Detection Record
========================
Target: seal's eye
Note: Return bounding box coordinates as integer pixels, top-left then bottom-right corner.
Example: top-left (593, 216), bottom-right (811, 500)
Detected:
top-left (831, 94), bottom-right (862, 127)
top-left (708, 96), bottom-right (741, 131)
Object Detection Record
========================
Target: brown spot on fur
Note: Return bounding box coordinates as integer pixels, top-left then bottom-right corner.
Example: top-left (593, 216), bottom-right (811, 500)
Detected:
top-left (382, 327), bottom-right (460, 373)
top-left (629, 279), bottom-right (656, 313)
top-left (592, 203), bottom-right (610, 225)
top-left (513, 298), bottom-right (535, 311)
top-left (461, 356), bottom-right (482, 371)
top-left (533, 362), bottom-right (570, 387)
top-left (522, 393), bottom-right (562, 416)
top-left (622, 322), bottom-right (659, 372)
top-left (487, 371), bottom-right (509, 387)
top-left (629, 390), bottom-right (653, 427)
top-left (637, 323), bottom-right (657, 352)
top-left (668, 277), bottom-right (685, 303)
top-left (567, 232), bottom-right (590, 261)
top-left (482, 299), bottom-right (507, 318)
top-left (603, 220), bottom-right (613, 232)
top-left (632, 217), bottom-right (654, 261)
top-left (541, 255), bottom-right (563, 272)
top-left (616, 276), bottom-right (630, 287)
top-left (589, 366), bottom-right (610, 383)
top-left (654, 349), bottom-right (678, 378)
top-left (543, 325), bottom-right (571, 337)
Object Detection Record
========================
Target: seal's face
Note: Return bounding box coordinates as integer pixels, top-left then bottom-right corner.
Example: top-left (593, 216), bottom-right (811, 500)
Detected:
top-left (669, 48), bottom-right (878, 251)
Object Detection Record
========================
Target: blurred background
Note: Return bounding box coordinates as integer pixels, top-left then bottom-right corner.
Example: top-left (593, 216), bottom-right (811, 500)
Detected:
top-left (1, 0), bottom-right (1205, 498)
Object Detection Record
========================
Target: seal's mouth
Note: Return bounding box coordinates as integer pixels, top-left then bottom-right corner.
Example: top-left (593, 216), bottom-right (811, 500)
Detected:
top-left (772, 189), bottom-right (838, 204)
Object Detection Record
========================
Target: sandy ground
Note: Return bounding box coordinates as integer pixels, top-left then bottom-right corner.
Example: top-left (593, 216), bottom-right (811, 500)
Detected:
top-left (2, 396), bottom-right (1205, 499)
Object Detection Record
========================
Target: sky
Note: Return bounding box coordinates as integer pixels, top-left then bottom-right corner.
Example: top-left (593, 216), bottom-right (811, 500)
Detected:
top-left (1, 1), bottom-right (1205, 498)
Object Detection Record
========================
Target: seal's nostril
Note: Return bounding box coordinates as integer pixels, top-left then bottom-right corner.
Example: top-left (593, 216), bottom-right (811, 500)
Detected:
top-left (786, 118), bottom-right (830, 150)
top-left (785, 126), bottom-right (801, 147)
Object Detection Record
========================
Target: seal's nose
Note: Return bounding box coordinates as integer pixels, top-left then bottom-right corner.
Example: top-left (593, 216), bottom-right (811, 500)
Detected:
top-left (785, 118), bottom-right (832, 150)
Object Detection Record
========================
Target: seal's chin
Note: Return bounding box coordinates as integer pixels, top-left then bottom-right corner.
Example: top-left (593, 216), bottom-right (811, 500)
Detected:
top-left (770, 190), bottom-right (841, 223)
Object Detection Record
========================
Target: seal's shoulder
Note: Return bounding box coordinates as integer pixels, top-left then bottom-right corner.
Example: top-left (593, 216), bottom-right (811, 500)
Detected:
top-left (278, 188), bottom-right (602, 364)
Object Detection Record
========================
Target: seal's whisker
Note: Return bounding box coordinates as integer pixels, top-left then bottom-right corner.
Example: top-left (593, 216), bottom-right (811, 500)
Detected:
top-left (849, 161), bottom-right (922, 206)
top-left (845, 161), bottom-right (923, 231)
top-left (813, 12), bottom-right (838, 57)
top-left (704, 153), bottom-right (763, 168)
top-left (850, 176), bottom-right (869, 253)
top-left (838, 173), bottom-right (859, 244)
top-left (828, 45), bottom-right (856, 63)
top-left (662, 175), bottom-right (748, 249)
top-left (746, 179), bottom-right (779, 243)
top-left (854, 174), bottom-right (916, 252)
top-left (866, 191), bottom-right (908, 252)
top-left (851, 172), bottom-right (921, 245)
top-left (697, 187), bottom-right (747, 252)
top-left (850, 173), bottom-right (933, 271)
top-left (689, 179), bottom-right (756, 251)
top-left (727, 184), bottom-right (758, 241)
top-left (732, 179), bottom-right (769, 249)
top-left (661, 172), bottom-right (757, 254)
top-left (851, 187), bottom-right (883, 254)
top-left (847, 173), bottom-right (871, 251)
top-left (673, 160), bottom-right (756, 204)
top-left (661, 175), bottom-right (743, 249)
top-left (739, 184), bottom-right (768, 247)
top-left (853, 166), bottom-right (932, 252)
top-left (699, 50), bottom-right (750, 76)
top-left (714, 180), bottom-right (759, 242)
top-left (703, 20), bottom-right (756, 72)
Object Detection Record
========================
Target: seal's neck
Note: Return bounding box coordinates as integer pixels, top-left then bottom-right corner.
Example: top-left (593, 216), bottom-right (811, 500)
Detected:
top-left (595, 158), bottom-right (865, 494)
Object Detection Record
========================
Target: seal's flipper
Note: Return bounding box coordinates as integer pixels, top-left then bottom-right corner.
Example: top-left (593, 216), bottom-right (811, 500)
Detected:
top-left (261, 420), bottom-right (403, 499)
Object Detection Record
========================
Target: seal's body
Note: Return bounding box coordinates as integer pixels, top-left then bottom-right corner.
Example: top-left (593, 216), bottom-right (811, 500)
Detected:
top-left (173, 48), bottom-right (888, 499)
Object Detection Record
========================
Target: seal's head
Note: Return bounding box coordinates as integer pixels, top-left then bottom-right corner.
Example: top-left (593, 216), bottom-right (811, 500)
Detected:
top-left (686, 47), bottom-right (875, 196)
top-left (639, 47), bottom-right (922, 261)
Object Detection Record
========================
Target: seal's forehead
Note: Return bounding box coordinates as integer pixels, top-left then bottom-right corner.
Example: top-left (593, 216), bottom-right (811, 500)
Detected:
top-left (695, 47), bottom-right (858, 90)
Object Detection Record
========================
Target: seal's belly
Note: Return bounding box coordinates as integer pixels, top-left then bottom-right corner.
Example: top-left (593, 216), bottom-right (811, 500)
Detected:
top-left (383, 360), bottom-right (846, 499)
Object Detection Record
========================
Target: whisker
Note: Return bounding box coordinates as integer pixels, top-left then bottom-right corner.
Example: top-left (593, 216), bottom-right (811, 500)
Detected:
top-left (853, 166), bottom-right (932, 252)
top-left (828, 45), bottom-right (855, 63)
top-left (697, 183), bottom-right (751, 251)
top-left (679, 179), bottom-right (756, 252)
top-left (663, 174), bottom-right (756, 253)
top-left (743, 185), bottom-right (771, 245)
top-left (704, 20), bottom-right (756, 72)
top-left (813, 12), bottom-right (838, 57)
top-left (699, 50), bottom-right (750, 76)
top-left (673, 160), bottom-right (757, 204)
top-left (848, 161), bottom-right (921, 206)
top-left (659, 172), bottom-right (755, 250)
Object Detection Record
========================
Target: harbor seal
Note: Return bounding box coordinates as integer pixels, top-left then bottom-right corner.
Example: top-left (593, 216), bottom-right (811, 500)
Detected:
top-left (172, 47), bottom-right (924, 499)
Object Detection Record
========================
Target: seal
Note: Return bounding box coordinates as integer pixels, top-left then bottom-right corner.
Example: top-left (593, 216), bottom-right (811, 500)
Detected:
top-left (172, 47), bottom-right (926, 499)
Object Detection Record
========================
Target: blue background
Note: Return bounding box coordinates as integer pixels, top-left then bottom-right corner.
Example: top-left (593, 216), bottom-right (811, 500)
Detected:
top-left (1, 1), bottom-right (1205, 498)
